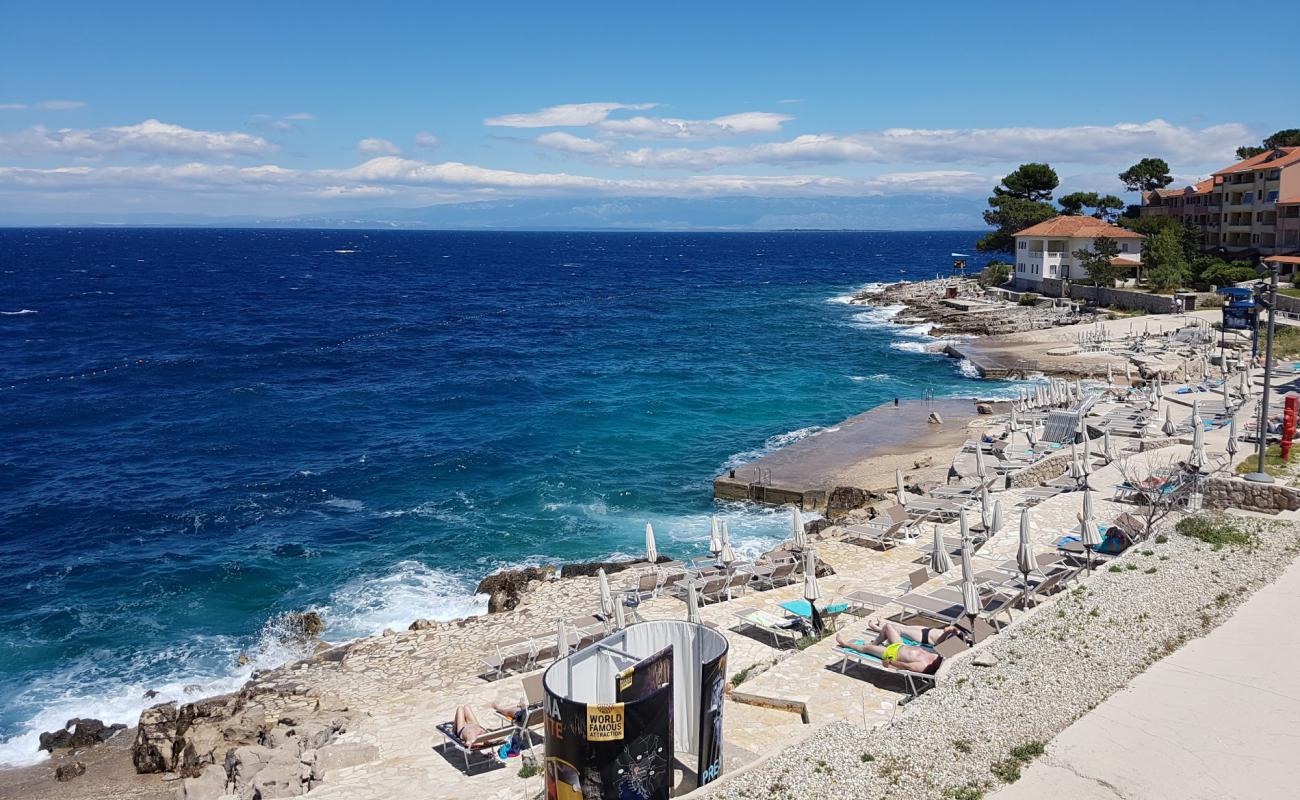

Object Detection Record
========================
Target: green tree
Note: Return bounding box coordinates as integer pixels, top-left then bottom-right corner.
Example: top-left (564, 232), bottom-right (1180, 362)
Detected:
top-left (1059, 191), bottom-right (1125, 221)
top-left (1119, 215), bottom-right (1201, 262)
top-left (1197, 259), bottom-right (1257, 287)
top-left (1235, 129), bottom-right (1300, 160)
top-left (1073, 236), bottom-right (1122, 287)
top-left (1118, 158), bottom-right (1174, 193)
top-left (1144, 227), bottom-right (1190, 292)
top-left (977, 163), bottom-right (1060, 252)
top-left (978, 260), bottom-right (1011, 288)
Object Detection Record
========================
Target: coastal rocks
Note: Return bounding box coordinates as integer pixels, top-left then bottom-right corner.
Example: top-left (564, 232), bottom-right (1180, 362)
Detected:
top-left (975, 402), bottom-right (993, 415)
top-left (476, 565), bottom-right (556, 612)
top-left (38, 718), bottom-right (126, 751)
top-left (913, 455), bottom-right (934, 469)
top-left (928, 411), bottom-right (943, 424)
top-left (309, 741), bottom-right (380, 782)
top-left (54, 761), bottom-right (87, 782)
top-left (283, 611), bottom-right (324, 638)
top-left (823, 486), bottom-right (885, 522)
top-left (560, 557), bottom-right (668, 579)
top-left (177, 765), bottom-right (227, 800)
top-left (407, 618), bottom-right (435, 631)
top-left (134, 703), bottom-right (180, 773)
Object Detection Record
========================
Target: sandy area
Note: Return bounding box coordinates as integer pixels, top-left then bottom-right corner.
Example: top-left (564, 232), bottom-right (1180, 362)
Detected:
top-left (0, 729), bottom-right (168, 800)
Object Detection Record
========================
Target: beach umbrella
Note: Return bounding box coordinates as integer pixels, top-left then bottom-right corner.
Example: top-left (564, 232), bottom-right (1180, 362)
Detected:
top-left (1069, 440), bottom-right (1084, 481)
top-left (685, 581), bottom-right (701, 625)
top-left (1227, 415), bottom-right (1240, 459)
top-left (1190, 412), bottom-right (1206, 472)
top-left (974, 442), bottom-right (987, 480)
top-left (1080, 429), bottom-right (1093, 486)
top-left (1240, 368), bottom-right (1250, 397)
top-left (1161, 406), bottom-right (1177, 436)
top-left (895, 469), bottom-right (908, 507)
top-left (644, 523), bottom-right (659, 565)
top-left (557, 618), bottom-right (570, 659)
top-left (1016, 506), bottom-right (1036, 593)
top-left (597, 568), bottom-right (615, 619)
top-left (1080, 490), bottom-right (1100, 572)
top-left (803, 549), bottom-right (823, 634)
top-left (1026, 424), bottom-right (1038, 447)
top-left (1181, 360), bottom-right (1190, 383)
top-left (1222, 373), bottom-right (1232, 410)
top-left (719, 521), bottom-right (736, 566)
top-left (990, 500), bottom-right (1003, 538)
top-left (1125, 362), bottom-right (1133, 383)
top-left (613, 596), bottom-right (627, 630)
top-left (1106, 363), bottom-right (1114, 386)
top-left (1009, 407), bottom-right (1019, 433)
top-left (1154, 375), bottom-right (1164, 401)
top-left (1102, 429), bottom-right (1115, 464)
top-left (930, 524), bottom-right (952, 574)
top-left (791, 506), bottom-right (808, 550)
top-left (1075, 378), bottom-right (1084, 401)
top-left (709, 516), bottom-right (722, 557)
top-left (979, 484), bottom-right (992, 531)
top-left (958, 534), bottom-right (981, 624)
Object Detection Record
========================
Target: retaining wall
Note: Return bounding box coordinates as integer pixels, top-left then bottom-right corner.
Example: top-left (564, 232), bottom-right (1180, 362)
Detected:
top-left (1200, 476), bottom-right (1300, 514)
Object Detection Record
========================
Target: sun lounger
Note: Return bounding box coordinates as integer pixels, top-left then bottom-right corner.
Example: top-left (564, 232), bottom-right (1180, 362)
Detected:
top-left (734, 608), bottom-right (803, 648)
top-left (672, 575), bottom-right (727, 604)
top-left (481, 637), bottom-right (534, 680)
top-left (833, 634), bottom-right (942, 699)
top-left (906, 498), bottom-right (966, 521)
top-left (843, 521), bottom-right (911, 550)
top-left (494, 672), bottom-right (546, 731)
top-left (894, 567), bottom-right (933, 592)
top-left (751, 561), bottom-right (797, 590)
top-left (896, 586), bottom-right (1016, 630)
top-left (710, 571), bottom-right (751, 601)
top-left (435, 721), bottom-right (515, 773)
top-left (844, 589), bottom-right (899, 615)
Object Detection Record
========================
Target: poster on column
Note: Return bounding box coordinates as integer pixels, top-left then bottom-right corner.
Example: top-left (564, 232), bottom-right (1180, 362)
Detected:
top-left (696, 650), bottom-right (727, 787)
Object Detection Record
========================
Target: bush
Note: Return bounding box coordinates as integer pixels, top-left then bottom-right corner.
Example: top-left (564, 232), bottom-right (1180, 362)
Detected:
top-left (1018, 292), bottom-right (1040, 306)
top-left (1175, 516), bottom-right (1255, 550)
top-left (979, 260), bottom-right (1011, 288)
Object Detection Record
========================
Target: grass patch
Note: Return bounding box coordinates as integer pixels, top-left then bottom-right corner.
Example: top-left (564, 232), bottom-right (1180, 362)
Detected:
top-left (953, 739), bottom-right (973, 754)
top-left (518, 763), bottom-right (542, 779)
top-left (1176, 516), bottom-right (1256, 550)
top-left (1108, 565), bottom-right (1123, 573)
top-left (1234, 443), bottom-right (1289, 477)
top-left (990, 759), bottom-right (1022, 783)
top-left (1144, 566), bottom-right (1158, 574)
top-left (795, 629), bottom-right (833, 650)
top-left (1009, 741), bottom-right (1045, 761)
top-left (730, 663), bottom-right (758, 688)
top-left (860, 752), bottom-right (875, 763)
top-left (992, 740), bottom-right (1047, 784)
top-left (1155, 534), bottom-right (1168, 544)
top-left (944, 784), bottom-right (986, 800)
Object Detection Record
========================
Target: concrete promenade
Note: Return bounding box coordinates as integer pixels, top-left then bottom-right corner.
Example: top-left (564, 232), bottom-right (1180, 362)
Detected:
top-left (995, 545), bottom-right (1300, 800)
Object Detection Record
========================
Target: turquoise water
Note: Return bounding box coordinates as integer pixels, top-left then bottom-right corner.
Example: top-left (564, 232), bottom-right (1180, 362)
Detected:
top-left (0, 228), bottom-right (1010, 764)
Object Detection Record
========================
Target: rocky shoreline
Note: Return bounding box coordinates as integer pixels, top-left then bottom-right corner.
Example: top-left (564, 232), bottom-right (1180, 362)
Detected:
top-left (852, 277), bottom-right (1088, 338)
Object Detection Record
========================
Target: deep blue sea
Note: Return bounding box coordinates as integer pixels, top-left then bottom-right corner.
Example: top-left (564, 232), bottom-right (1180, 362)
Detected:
top-left (0, 228), bottom-right (1006, 765)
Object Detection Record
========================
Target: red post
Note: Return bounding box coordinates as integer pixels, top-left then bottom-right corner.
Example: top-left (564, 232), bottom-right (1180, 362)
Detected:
top-left (1282, 393), bottom-right (1298, 460)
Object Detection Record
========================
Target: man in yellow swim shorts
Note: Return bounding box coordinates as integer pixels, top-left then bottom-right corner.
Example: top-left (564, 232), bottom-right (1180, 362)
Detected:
top-left (835, 618), bottom-right (964, 674)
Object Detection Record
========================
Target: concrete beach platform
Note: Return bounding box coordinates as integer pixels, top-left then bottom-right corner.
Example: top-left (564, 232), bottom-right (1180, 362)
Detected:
top-left (713, 398), bottom-right (984, 510)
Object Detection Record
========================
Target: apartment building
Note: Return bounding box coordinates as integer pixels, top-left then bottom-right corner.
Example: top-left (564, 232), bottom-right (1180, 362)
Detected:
top-left (1142, 147), bottom-right (1300, 256)
top-left (1012, 216), bottom-right (1143, 291)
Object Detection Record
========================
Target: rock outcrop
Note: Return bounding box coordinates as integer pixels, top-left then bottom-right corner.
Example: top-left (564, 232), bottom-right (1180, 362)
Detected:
top-left (559, 557), bottom-right (668, 579)
top-left (54, 761), bottom-right (87, 782)
top-left (475, 565), bottom-right (555, 612)
top-left (38, 718), bottom-right (125, 752)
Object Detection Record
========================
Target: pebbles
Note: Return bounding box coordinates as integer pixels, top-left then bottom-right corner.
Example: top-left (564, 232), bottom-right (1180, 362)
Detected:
top-left (705, 519), bottom-right (1299, 800)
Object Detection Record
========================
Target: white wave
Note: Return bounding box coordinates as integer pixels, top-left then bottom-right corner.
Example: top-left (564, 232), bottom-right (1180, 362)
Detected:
top-left (1, 309), bottom-right (38, 316)
top-left (845, 303), bottom-right (905, 330)
top-left (848, 373), bottom-right (893, 382)
top-left (315, 561), bottom-right (487, 639)
top-left (321, 496), bottom-right (364, 512)
top-left (956, 359), bottom-right (983, 379)
top-left (0, 627), bottom-right (314, 768)
top-left (721, 425), bottom-right (825, 471)
top-left (890, 340), bottom-right (939, 354)
top-left (897, 322), bottom-right (937, 338)
top-left (333, 249), bottom-right (356, 254)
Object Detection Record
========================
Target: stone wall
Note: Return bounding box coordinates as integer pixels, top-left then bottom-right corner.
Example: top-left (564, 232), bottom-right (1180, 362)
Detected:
top-left (1008, 449), bottom-right (1072, 488)
top-left (1200, 476), bottom-right (1300, 513)
top-left (1040, 277), bottom-right (1068, 298)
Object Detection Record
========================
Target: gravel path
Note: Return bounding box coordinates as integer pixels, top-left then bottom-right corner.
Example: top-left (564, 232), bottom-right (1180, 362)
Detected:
top-left (703, 517), bottom-right (1300, 800)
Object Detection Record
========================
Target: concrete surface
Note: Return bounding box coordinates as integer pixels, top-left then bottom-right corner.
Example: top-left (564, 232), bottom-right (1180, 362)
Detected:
top-left (993, 550), bottom-right (1300, 800)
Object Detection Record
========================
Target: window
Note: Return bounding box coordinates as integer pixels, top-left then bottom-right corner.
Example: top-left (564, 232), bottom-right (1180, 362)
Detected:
top-left (1121, 243), bottom-right (1129, 252)
top-left (1018, 241), bottom-right (1027, 250)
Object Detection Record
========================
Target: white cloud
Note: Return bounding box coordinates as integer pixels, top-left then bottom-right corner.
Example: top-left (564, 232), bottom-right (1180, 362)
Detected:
top-left (0, 119), bottom-right (274, 158)
top-left (779, 98), bottom-right (803, 104)
top-left (536, 131), bottom-right (609, 154)
top-left (597, 111), bottom-right (792, 139)
top-left (36, 100), bottom-right (87, 110)
top-left (414, 131), bottom-right (440, 149)
top-left (356, 137), bottom-right (401, 156)
top-left (283, 112), bottom-right (315, 121)
top-left (484, 102), bottom-right (656, 128)
top-left (0, 100), bottom-right (86, 111)
top-left (607, 119), bottom-right (1251, 171)
top-left (0, 156), bottom-right (990, 201)
top-left (251, 112), bottom-right (316, 133)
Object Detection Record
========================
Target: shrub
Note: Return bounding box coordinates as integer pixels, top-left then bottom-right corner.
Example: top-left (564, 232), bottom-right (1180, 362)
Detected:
top-left (991, 759), bottom-right (1022, 783)
top-left (979, 260), bottom-right (1011, 288)
top-left (1176, 516), bottom-right (1255, 550)
top-left (518, 763), bottom-right (542, 779)
top-left (1018, 292), bottom-right (1040, 306)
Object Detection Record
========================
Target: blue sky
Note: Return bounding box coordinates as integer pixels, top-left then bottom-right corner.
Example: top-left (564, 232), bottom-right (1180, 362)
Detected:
top-left (1, 1), bottom-right (1294, 222)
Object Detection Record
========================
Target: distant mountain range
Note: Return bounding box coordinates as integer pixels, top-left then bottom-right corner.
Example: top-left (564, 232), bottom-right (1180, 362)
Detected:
top-left (0, 194), bottom-right (990, 231)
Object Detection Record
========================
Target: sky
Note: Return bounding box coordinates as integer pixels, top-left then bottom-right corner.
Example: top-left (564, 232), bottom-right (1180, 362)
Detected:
top-left (0, 1), bottom-right (1295, 225)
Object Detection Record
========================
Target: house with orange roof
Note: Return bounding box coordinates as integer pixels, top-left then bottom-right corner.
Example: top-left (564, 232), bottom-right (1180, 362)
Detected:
top-left (1141, 147), bottom-right (1300, 256)
top-left (1011, 216), bottom-right (1143, 291)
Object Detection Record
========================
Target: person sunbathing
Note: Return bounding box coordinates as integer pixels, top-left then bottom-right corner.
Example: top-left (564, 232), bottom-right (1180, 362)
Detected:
top-left (836, 619), bottom-right (964, 674)
top-left (452, 699), bottom-right (526, 745)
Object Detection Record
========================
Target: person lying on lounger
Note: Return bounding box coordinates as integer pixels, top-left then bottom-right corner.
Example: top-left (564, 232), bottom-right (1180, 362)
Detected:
top-left (836, 619), bottom-right (965, 674)
top-left (452, 699), bottom-right (526, 745)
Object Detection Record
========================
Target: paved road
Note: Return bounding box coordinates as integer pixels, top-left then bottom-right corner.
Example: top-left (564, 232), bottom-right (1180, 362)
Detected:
top-left (994, 550), bottom-right (1300, 800)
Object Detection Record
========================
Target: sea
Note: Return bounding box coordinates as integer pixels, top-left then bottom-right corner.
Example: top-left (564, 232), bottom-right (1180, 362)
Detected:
top-left (0, 228), bottom-right (1010, 766)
